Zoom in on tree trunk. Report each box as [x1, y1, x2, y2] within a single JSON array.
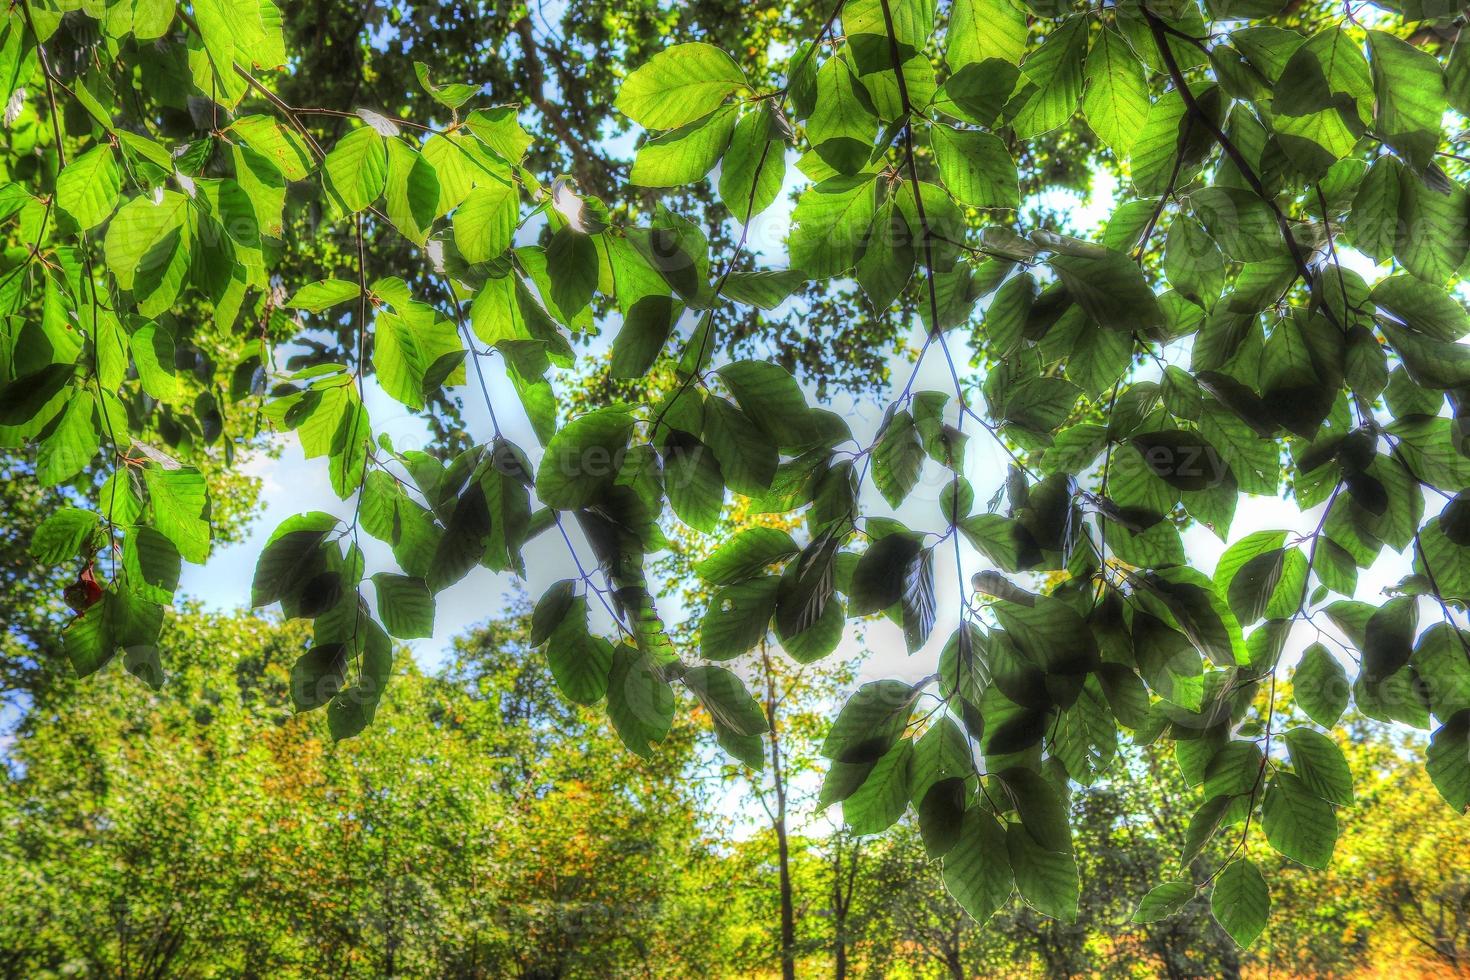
[[944, 946, 965, 980], [763, 647, 797, 980], [831, 834, 861, 980]]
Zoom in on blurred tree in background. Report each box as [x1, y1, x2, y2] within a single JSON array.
[[4, 605, 1468, 977]]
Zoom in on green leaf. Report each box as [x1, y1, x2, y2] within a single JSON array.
[[414, 61, 479, 109], [383, 140, 439, 244], [615, 42, 748, 130], [807, 55, 879, 175], [323, 126, 388, 214], [993, 596, 1099, 675], [947, 0, 1028, 69], [843, 738, 913, 835], [1129, 88, 1189, 196], [716, 360, 823, 450], [1366, 30, 1445, 172], [685, 664, 769, 739], [1414, 624, 1470, 722], [1000, 766, 1073, 852], [465, 106, 533, 164], [1273, 27, 1371, 120], [287, 279, 361, 313], [231, 143, 287, 238], [454, 179, 518, 265], [630, 104, 738, 186], [1211, 858, 1270, 947], [778, 592, 845, 664], [855, 203, 914, 312], [1262, 772, 1338, 869], [1347, 154, 1401, 262], [545, 595, 614, 705], [1199, 403, 1278, 495], [373, 309, 464, 410], [251, 512, 338, 607], [911, 717, 973, 855], [229, 114, 315, 180], [0, 362, 71, 429], [1363, 595, 1417, 683], [534, 408, 635, 510], [291, 644, 347, 712], [959, 513, 1040, 573], [1134, 613, 1204, 710], [1203, 739, 1264, 799], [1006, 821, 1080, 921], [1292, 643, 1350, 728], [942, 807, 1015, 925], [1427, 711, 1470, 812], [63, 587, 164, 683], [30, 508, 100, 564], [609, 294, 679, 379], [873, 409, 926, 508], [722, 269, 807, 309], [1133, 881, 1197, 923], [701, 577, 780, 660], [1052, 676, 1117, 785], [545, 226, 599, 319], [1189, 186, 1282, 261], [1213, 529, 1286, 593], [703, 398, 779, 496], [1048, 243, 1164, 334], [606, 644, 675, 758], [850, 533, 923, 616], [1179, 795, 1232, 868], [370, 572, 434, 639], [1129, 430, 1231, 492], [103, 190, 190, 301], [326, 621, 395, 740], [143, 466, 210, 563], [122, 527, 181, 604], [931, 123, 1019, 209], [1283, 728, 1354, 805], [821, 679, 917, 763], [37, 394, 99, 486], [790, 175, 879, 278], [695, 527, 799, 585], [1370, 275, 1470, 343], [194, 0, 286, 79], [719, 103, 788, 221], [1225, 549, 1286, 624], [1011, 15, 1088, 138], [55, 145, 121, 231], [1165, 215, 1225, 310], [1083, 26, 1149, 157], [664, 433, 725, 531], [1381, 317, 1470, 391], [61, 601, 112, 679], [530, 579, 577, 647], [1449, 32, 1470, 116], [1394, 168, 1469, 286]]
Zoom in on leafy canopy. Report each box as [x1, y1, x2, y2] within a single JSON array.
[[3, 0, 1470, 948]]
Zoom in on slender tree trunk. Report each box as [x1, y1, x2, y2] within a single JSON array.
[[832, 866, 848, 980], [762, 647, 797, 980], [831, 834, 861, 980], [944, 945, 965, 980]]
